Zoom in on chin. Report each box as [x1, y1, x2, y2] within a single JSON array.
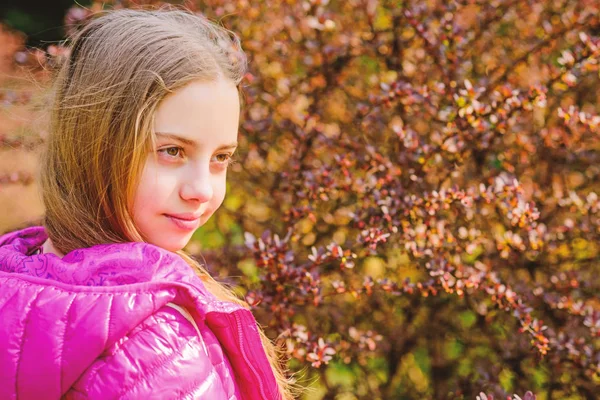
[[152, 235, 193, 253]]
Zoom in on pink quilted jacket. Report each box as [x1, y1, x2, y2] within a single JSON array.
[[0, 226, 281, 399]]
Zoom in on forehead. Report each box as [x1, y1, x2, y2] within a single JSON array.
[[153, 78, 240, 146]]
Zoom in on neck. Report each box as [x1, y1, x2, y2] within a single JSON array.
[[42, 238, 65, 258]]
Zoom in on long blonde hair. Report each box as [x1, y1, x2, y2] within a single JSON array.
[[40, 6, 293, 398]]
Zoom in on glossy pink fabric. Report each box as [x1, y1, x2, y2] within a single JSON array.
[[0, 226, 280, 399]]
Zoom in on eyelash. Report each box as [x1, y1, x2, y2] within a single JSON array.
[[157, 146, 237, 166]]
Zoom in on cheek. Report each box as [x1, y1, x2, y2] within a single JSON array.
[[204, 176, 228, 217], [131, 162, 175, 222]]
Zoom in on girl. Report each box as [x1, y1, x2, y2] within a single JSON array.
[[0, 7, 292, 400]]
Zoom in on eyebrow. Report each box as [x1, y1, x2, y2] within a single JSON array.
[[155, 132, 238, 150]]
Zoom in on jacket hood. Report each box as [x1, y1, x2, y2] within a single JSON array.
[[0, 226, 279, 399]]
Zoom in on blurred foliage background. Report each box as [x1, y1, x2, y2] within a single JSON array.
[[1, 1, 599, 399], [0, 0, 81, 46]]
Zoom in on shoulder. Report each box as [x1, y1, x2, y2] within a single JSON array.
[[0, 274, 240, 399], [66, 304, 241, 399]]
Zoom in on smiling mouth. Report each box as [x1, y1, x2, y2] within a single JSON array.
[[164, 214, 202, 230]]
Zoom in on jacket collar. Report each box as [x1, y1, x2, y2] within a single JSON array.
[[0, 226, 207, 288]]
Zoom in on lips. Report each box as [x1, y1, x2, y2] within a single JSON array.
[[164, 213, 202, 231], [166, 212, 202, 221]]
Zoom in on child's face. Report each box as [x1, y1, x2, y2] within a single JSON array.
[[131, 78, 240, 252]]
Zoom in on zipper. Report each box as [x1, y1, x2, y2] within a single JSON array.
[[233, 310, 268, 399]]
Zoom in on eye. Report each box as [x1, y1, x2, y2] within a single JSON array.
[[214, 153, 234, 165], [214, 153, 231, 163], [158, 146, 183, 158]]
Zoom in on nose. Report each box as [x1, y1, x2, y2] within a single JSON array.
[[179, 163, 213, 203]]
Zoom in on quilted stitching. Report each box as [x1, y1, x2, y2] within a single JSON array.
[[100, 313, 162, 358], [105, 294, 115, 350], [117, 332, 191, 399], [14, 287, 44, 397], [59, 293, 77, 394], [177, 369, 219, 400]]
